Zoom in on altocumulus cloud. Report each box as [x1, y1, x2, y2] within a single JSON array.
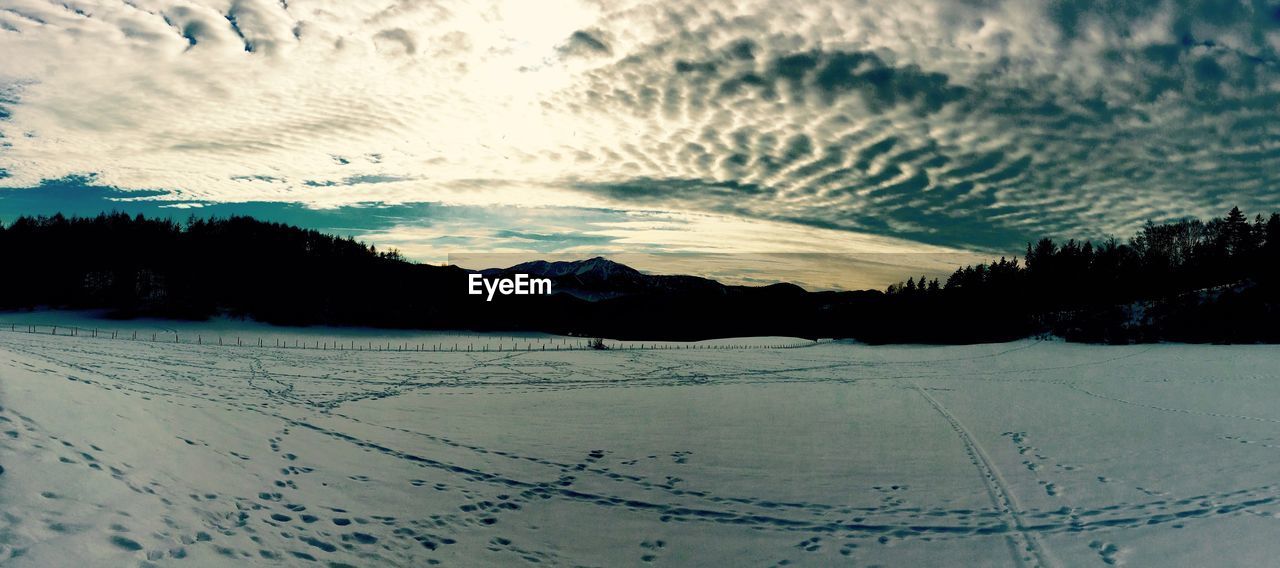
[[1, 0, 1280, 263]]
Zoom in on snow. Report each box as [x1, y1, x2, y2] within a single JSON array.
[[0, 310, 815, 351], [0, 313, 1279, 566]]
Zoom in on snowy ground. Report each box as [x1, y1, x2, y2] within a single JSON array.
[[0, 311, 814, 351], [0, 316, 1279, 566]]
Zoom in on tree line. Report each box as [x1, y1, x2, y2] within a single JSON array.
[[875, 207, 1280, 343], [1, 209, 1278, 343], [0, 212, 462, 326], [0, 212, 827, 339]]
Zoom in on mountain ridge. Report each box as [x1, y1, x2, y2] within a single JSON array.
[[476, 256, 738, 301]]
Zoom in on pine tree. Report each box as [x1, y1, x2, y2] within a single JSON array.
[[1223, 206, 1251, 256]]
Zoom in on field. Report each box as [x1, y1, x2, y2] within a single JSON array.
[[1, 315, 1279, 566]]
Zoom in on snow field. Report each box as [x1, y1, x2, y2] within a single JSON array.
[[0, 316, 1277, 566]]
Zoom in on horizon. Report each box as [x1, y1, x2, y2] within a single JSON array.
[[1, 186, 1273, 292], [0, 206, 990, 291]]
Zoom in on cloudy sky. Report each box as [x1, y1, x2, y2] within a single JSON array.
[[2, 0, 1279, 289]]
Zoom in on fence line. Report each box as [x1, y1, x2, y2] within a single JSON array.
[[0, 321, 830, 353]]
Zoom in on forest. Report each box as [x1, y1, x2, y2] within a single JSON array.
[[871, 207, 1280, 343], [0, 208, 1277, 343]]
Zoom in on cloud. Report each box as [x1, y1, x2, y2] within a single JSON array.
[[373, 28, 416, 56], [559, 29, 611, 57], [0, 0, 1279, 270]]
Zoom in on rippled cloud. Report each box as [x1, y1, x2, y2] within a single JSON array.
[[2, 0, 1280, 282]]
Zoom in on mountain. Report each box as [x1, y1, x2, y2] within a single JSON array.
[[467, 257, 860, 340], [500, 257, 641, 279], [479, 257, 726, 300]]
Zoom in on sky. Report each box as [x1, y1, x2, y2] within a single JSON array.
[[2, 0, 1279, 289]]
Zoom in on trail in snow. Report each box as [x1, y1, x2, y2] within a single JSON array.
[[0, 317, 1278, 565]]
